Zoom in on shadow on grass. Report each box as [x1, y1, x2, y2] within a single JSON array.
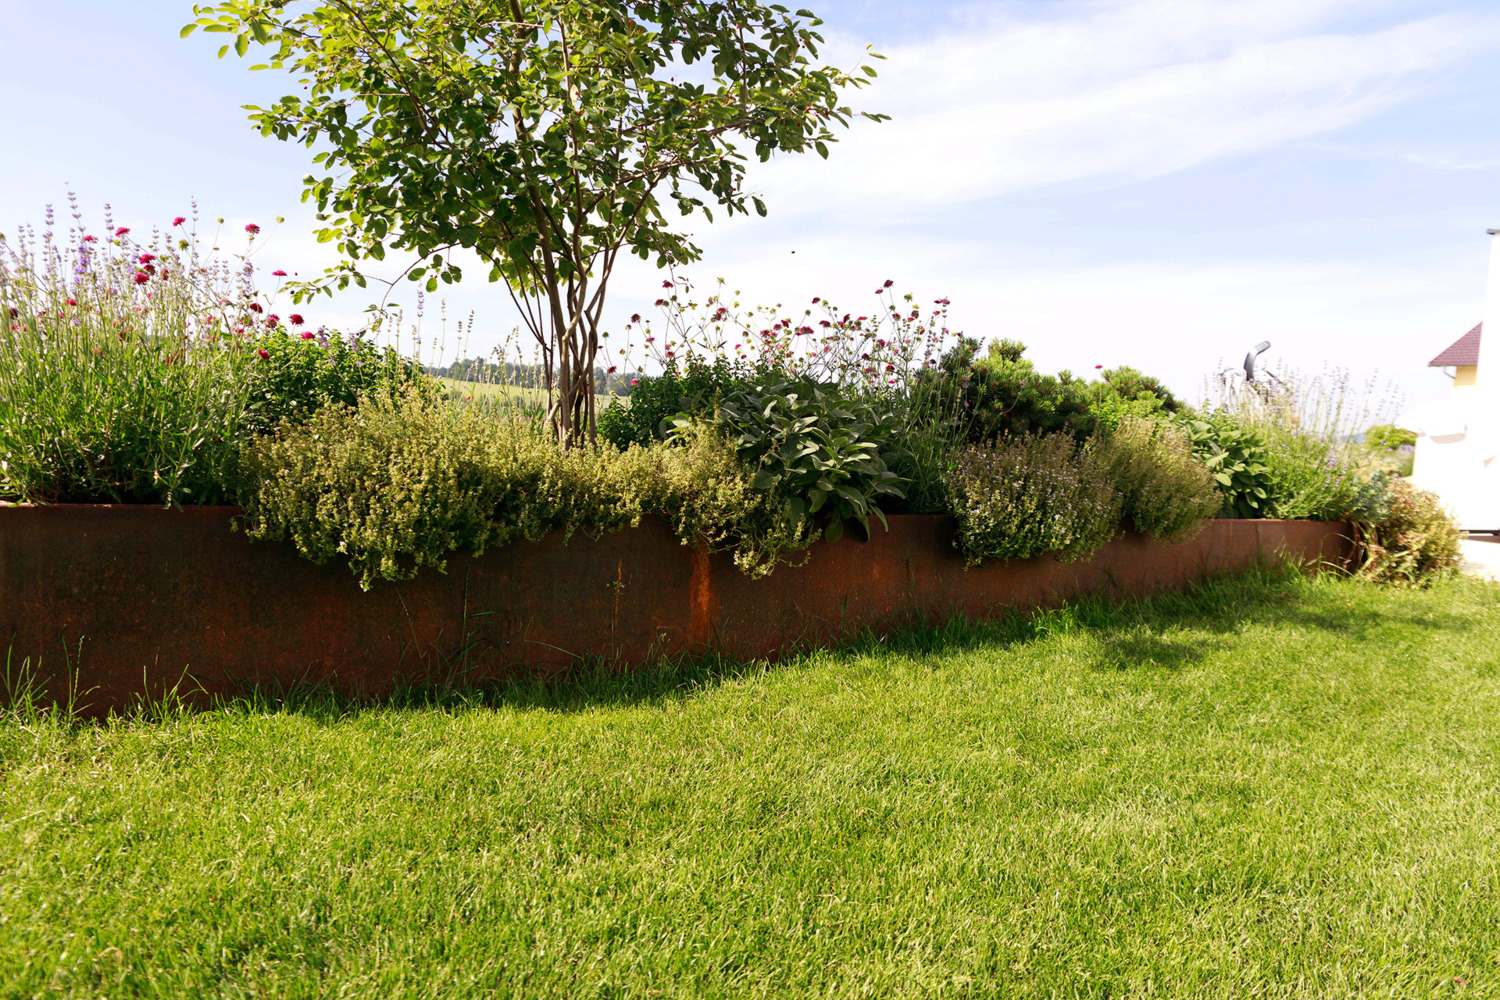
[[12, 567, 1486, 726]]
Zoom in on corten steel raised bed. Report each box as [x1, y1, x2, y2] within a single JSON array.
[[0, 505, 1350, 714]]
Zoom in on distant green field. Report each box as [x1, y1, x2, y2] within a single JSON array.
[[435, 376, 624, 409]]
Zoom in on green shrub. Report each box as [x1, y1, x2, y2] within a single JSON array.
[[1095, 417, 1219, 543], [936, 338, 1097, 442], [1087, 367, 1183, 433], [242, 327, 433, 434], [698, 381, 907, 541], [238, 388, 646, 589], [646, 421, 816, 578], [930, 339, 1184, 445], [1354, 478, 1463, 587], [598, 357, 767, 449], [1364, 424, 1417, 451], [943, 434, 1121, 567], [239, 390, 822, 587], [1180, 414, 1275, 518]]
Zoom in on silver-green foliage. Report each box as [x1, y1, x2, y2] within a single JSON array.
[[239, 388, 646, 588], [696, 383, 907, 542]]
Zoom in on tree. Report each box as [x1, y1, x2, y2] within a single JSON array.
[[185, 0, 884, 443]]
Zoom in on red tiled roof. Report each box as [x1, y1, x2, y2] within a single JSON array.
[[1429, 323, 1481, 366]]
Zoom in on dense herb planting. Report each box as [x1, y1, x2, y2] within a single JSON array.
[[1354, 478, 1464, 586], [646, 421, 817, 577], [1095, 417, 1220, 543], [239, 388, 646, 588], [943, 434, 1121, 566], [239, 389, 824, 587], [0, 204, 260, 504]]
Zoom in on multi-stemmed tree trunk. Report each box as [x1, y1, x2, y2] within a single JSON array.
[[187, 0, 884, 444]]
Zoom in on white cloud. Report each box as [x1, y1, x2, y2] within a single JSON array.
[[605, 226, 1482, 408], [757, 0, 1496, 212]]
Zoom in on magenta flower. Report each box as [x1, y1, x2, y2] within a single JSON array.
[[289, 314, 304, 326], [266, 314, 279, 326], [256, 349, 269, 360], [132, 272, 149, 284], [300, 331, 315, 340], [114, 227, 130, 237], [172, 216, 187, 227], [81, 235, 96, 243], [138, 254, 155, 264], [273, 270, 287, 277]]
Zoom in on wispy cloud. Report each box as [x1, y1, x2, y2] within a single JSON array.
[[759, 0, 1497, 211]]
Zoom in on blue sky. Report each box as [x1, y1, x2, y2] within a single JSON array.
[[4, 0, 1499, 407]]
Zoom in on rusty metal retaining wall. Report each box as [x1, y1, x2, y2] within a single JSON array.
[[0, 506, 1350, 713]]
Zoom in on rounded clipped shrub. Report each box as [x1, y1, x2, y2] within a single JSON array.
[[943, 433, 1121, 567], [1095, 416, 1220, 544]]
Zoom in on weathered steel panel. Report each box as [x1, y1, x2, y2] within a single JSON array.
[[0, 506, 1350, 714]]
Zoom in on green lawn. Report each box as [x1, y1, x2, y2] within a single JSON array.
[[3, 572, 1499, 998]]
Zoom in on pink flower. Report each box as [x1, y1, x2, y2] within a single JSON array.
[[266, 314, 279, 326], [132, 272, 149, 285], [630, 378, 640, 387], [1094, 364, 1103, 369], [289, 313, 304, 326], [114, 227, 130, 237], [138, 254, 155, 264], [256, 349, 269, 360], [245, 224, 260, 235], [172, 216, 186, 227], [65, 298, 76, 306], [273, 270, 287, 277], [81, 235, 96, 243], [300, 331, 315, 340]]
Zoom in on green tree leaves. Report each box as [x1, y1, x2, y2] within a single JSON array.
[[185, 0, 884, 443]]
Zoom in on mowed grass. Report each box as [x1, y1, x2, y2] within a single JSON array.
[[3, 572, 1499, 998]]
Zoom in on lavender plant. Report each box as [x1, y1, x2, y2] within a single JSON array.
[[0, 196, 364, 505], [1209, 365, 1403, 521], [0, 199, 265, 504]]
